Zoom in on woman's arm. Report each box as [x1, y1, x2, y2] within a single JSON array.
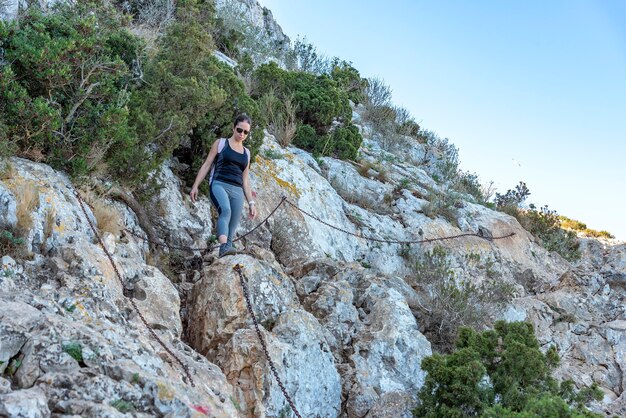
[[190, 139, 219, 202], [242, 153, 257, 219]]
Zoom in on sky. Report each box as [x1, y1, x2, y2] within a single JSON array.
[[258, 0, 626, 241]]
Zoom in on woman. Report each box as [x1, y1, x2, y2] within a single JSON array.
[[190, 114, 257, 257]]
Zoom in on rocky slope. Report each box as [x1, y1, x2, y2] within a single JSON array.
[[1, 1, 625, 415], [1, 103, 625, 417]]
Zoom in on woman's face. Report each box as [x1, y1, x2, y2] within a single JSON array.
[[233, 122, 251, 142]]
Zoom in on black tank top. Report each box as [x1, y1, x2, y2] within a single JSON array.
[[213, 140, 249, 187]]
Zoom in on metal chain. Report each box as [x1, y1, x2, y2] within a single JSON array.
[[124, 196, 287, 252], [233, 264, 302, 418], [126, 195, 514, 252], [74, 191, 196, 387], [283, 198, 516, 244]]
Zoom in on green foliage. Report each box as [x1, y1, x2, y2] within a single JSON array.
[[454, 171, 489, 204], [495, 183, 581, 261], [252, 62, 352, 135], [0, 229, 26, 258], [414, 321, 603, 418], [292, 123, 362, 160], [292, 124, 318, 150], [62, 341, 84, 363], [495, 182, 531, 209], [521, 205, 580, 261], [330, 124, 362, 160], [559, 216, 615, 239], [111, 399, 135, 413], [0, 3, 143, 180], [422, 186, 461, 226], [330, 59, 367, 104], [284, 36, 331, 74]]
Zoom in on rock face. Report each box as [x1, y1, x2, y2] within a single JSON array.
[[214, 0, 291, 64], [0, 159, 238, 417], [0, 0, 64, 21]]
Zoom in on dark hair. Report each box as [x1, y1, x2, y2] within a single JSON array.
[[233, 113, 252, 127]]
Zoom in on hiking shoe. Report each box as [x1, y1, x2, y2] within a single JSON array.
[[218, 242, 236, 258]]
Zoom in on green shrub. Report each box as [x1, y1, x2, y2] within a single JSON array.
[[414, 321, 603, 417], [330, 59, 367, 104], [422, 186, 461, 226], [111, 399, 135, 413], [284, 36, 331, 74], [331, 124, 362, 160], [292, 124, 318, 150], [62, 341, 83, 363], [495, 182, 531, 209], [292, 123, 362, 160], [252, 62, 352, 134], [559, 216, 615, 239], [130, 0, 264, 190], [521, 205, 580, 261], [0, 3, 143, 180], [0, 229, 26, 259]]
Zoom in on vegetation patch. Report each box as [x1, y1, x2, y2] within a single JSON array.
[[409, 246, 515, 351], [414, 321, 603, 417]]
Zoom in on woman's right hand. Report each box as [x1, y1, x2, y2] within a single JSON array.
[[190, 186, 199, 202]]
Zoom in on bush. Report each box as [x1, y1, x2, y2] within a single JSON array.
[[292, 124, 318, 150], [409, 246, 515, 351], [495, 182, 531, 209], [292, 123, 362, 160], [284, 36, 331, 74], [559, 216, 615, 239], [0, 229, 26, 258], [252, 62, 352, 135], [330, 59, 367, 104], [0, 3, 143, 180], [414, 321, 603, 417], [521, 205, 580, 261], [422, 186, 461, 226]]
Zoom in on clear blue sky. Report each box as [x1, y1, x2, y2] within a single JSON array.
[[259, 0, 626, 241]]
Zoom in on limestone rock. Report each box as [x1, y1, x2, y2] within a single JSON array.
[[187, 254, 299, 358], [217, 309, 341, 418], [0, 386, 50, 418], [347, 285, 431, 417]]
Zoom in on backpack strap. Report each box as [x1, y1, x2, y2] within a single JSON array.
[[208, 138, 228, 184], [217, 137, 227, 153]]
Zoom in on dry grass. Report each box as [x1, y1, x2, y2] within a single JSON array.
[[357, 161, 375, 178], [0, 161, 17, 180], [272, 96, 298, 147], [81, 190, 123, 237], [10, 181, 41, 234], [258, 91, 298, 147], [43, 207, 56, 243]]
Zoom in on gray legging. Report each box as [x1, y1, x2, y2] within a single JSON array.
[[209, 180, 244, 242]]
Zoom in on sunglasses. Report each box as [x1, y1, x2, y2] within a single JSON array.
[[235, 127, 249, 135]]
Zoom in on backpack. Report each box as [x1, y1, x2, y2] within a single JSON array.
[[208, 138, 250, 184]]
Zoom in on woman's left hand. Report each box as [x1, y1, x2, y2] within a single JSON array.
[[249, 204, 257, 219]]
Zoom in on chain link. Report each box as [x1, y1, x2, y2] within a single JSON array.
[[284, 198, 516, 244], [233, 264, 302, 418], [74, 191, 196, 387], [124, 196, 287, 253]]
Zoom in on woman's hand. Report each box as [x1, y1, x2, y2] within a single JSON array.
[[249, 203, 257, 219], [190, 186, 199, 202]]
